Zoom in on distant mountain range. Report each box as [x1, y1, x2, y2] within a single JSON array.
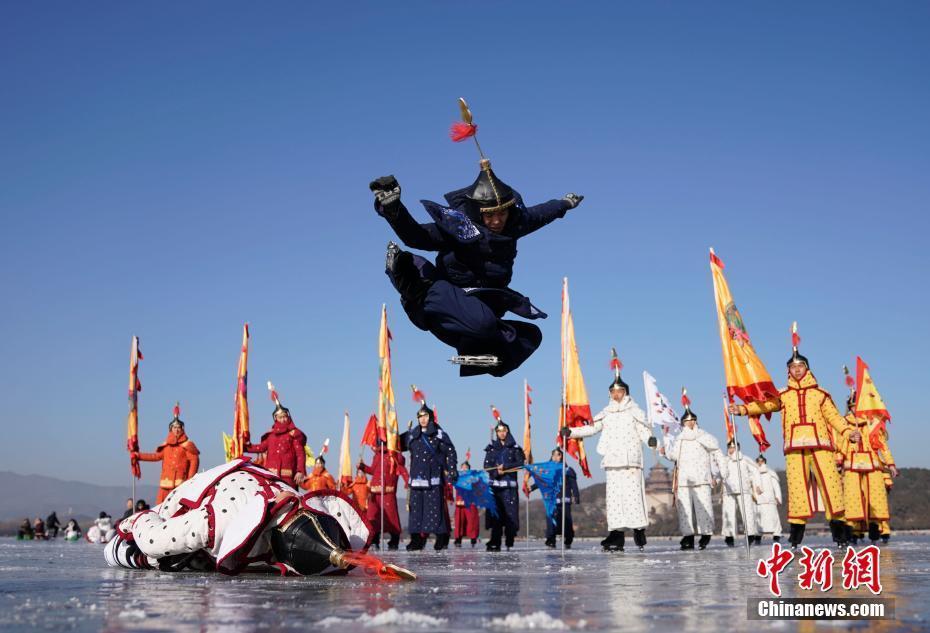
[[0, 471, 158, 524]]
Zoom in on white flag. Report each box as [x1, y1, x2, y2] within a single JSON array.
[[643, 371, 681, 452]]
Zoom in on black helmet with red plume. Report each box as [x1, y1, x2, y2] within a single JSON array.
[[168, 401, 184, 430], [608, 347, 629, 393]]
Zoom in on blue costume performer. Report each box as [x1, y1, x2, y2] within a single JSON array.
[[483, 416, 526, 550], [399, 389, 458, 551], [370, 99, 583, 377], [530, 447, 581, 549]]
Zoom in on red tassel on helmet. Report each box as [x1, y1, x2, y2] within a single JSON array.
[[411, 385, 426, 405], [267, 381, 280, 405], [681, 388, 691, 408], [490, 405, 502, 422], [450, 122, 478, 142], [791, 322, 801, 349], [173, 401, 181, 419]]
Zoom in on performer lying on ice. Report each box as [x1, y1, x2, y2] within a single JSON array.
[[105, 458, 414, 579], [369, 99, 583, 377]]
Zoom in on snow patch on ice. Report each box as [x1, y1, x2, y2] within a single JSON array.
[[558, 566, 581, 573], [317, 608, 448, 628], [642, 559, 672, 565], [118, 608, 147, 620], [487, 611, 585, 630]]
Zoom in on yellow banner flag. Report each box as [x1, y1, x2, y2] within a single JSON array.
[[126, 336, 142, 479], [377, 304, 400, 451], [855, 356, 890, 422], [559, 278, 591, 477], [222, 432, 234, 462], [230, 323, 250, 460], [338, 411, 353, 488], [709, 249, 778, 404]]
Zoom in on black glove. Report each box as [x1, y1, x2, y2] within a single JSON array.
[[562, 193, 584, 209], [648, 436, 658, 448], [560, 427, 572, 438], [370, 175, 401, 215]]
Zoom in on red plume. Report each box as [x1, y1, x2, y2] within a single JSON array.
[[465, 448, 471, 462], [450, 122, 478, 142], [845, 374, 855, 389], [267, 381, 279, 405], [173, 401, 180, 418], [681, 388, 691, 408], [341, 550, 405, 581], [791, 322, 801, 348], [410, 385, 426, 404], [490, 405, 502, 422]]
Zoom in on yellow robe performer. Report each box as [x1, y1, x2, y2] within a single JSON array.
[[839, 407, 895, 541], [733, 326, 856, 548]]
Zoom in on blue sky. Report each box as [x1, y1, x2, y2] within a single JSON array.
[[1, 2, 928, 487]]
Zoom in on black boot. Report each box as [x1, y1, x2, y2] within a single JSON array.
[[844, 524, 854, 545], [881, 534, 890, 545], [830, 520, 848, 549], [434, 533, 449, 551], [505, 534, 515, 550], [602, 530, 624, 551], [773, 535, 781, 543], [725, 536, 735, 548], [545, 537, 556, 548], [789, 523, 806, 549], [680, 535, 695, 550], [868, 522, 881, 543], [387, 533, 400, 550], [405, 534, 425, 551], [453, 537, 462, 547], [698, 534, 712, 550], [633, 529, 647, 550], [753, 535, 763, 545], [471, 538, 478, 547], [385, 242, 431, 306]]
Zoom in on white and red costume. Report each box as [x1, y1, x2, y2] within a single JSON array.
[[105, 458, 370, 576]]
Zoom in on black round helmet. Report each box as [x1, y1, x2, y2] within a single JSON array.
[[270, 512, 348, 576], [609, 377, 630, 393]]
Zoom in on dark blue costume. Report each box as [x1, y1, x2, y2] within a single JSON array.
[[399, 421, 458, 541], [483, 429, 526, 549], [376, 176, 572, 377], [531, 463, 580, 547]]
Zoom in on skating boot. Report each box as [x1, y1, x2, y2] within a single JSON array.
[[680, 535, 695, 550], [698, 534, 711, 550], [724, 536, 735, 548], [632, 529, 647, 551]]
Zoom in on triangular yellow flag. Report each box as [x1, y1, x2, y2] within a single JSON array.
[[854, 356, 890, 422], [338, 412, 353, 488]]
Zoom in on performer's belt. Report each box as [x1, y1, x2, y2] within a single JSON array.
[[371, 486, 395, 493], [275, 468, 294, 477], [410, 477, 441, 488], [490, 480, 517, 488], [159, 478, 182, 488]]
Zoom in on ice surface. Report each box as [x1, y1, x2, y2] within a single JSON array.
[[0, 535, 927, 632]]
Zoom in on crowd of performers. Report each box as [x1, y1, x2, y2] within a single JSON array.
[[108, 340, 897, 579]]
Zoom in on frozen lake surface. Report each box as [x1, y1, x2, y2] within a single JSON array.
[[1, 535, 928, 632]]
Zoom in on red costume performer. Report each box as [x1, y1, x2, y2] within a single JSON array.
[[453, 461, 480, 546], [300, 457, 337, 493], [359, 440, 409, 550], [349, 468, 371, 513], [135, 403, 200, 505], [244, 383, 307, 488]]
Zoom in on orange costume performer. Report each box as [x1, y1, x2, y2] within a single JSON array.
[[348, 468, 371, 513], [135, 403, 200, 504], [300, 457, 337, 493], [733, 328, 854, 548]]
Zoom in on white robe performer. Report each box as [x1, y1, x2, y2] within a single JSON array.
[[105, 459, 374, 576], [668, 426, 726, 542], [721, 451, 762, 541], [570, 395, 653, 531], [755, 461, 783, 538]]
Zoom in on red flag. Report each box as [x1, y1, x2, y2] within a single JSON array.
[[748, 415, 771, 452], [361, 413, 380, 448], [722, 397, 735, 445]]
